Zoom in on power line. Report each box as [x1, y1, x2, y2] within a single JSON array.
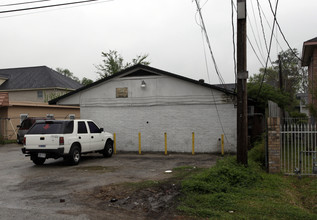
[[194, 0, 230, 145], [0, 0, 52, 7], [250, 0, 265, 60], [256, 0, 269, 57], [231, 1, 266, 72], [247, 1, 266, 65], [257, 0, 279, 99], [230, 0, 237, 82], [0, 0, 100, 14], [255, 0, 274, 66], [247, 36, 265, 68], [257, 0, 283, 51], [0, 0, 113, 18], [194, 0, 225, 86], [267, 0, 302, 62]]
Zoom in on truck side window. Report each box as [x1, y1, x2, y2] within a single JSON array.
[[64, 121, 74, 134], [78, 121, 88, 134], [88, 121, 101, 133]]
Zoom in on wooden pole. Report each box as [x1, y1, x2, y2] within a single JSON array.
[[237, 0, 248, 165]]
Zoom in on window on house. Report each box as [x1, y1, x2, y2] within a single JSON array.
[[46, 114, 54, 119], [20, 114, 28, 124], [37, 90, 43, 98]]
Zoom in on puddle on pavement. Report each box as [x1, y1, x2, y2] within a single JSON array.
[[75, 166, 116, 173]]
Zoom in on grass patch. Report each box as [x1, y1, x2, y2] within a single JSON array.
[[178, 156, 317, 219], [0, 137, 17, 145]]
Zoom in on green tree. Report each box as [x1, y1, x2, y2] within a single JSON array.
[[56, 68, 94, 86], [81, 77, 93, 86], [95, 50, 150, 78], [248, 48, 307, 112], [56, 67, 80, 83]]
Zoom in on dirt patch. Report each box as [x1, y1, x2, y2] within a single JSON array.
[[72, 167, 202, 219]]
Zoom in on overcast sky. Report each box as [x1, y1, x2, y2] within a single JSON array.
[[0, 0, 316, 84]]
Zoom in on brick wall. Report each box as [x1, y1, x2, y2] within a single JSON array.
[[308, 48, 317, 108], [267, 117, 280, 173]]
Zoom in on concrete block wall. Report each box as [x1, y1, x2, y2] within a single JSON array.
[[267, 117, 280, 173], [82, 104, 237, 153]]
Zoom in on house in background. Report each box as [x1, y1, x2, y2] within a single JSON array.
[[0, 66, 82, 140], [50, 64, 237, 153], [296, 93, 309, 115], [302, 37, 317, 117]]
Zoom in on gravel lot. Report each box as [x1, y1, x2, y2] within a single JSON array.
[[0, 144, 218, 219]]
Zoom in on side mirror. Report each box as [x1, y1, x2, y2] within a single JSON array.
[[100, 128, 104, 132], [17, 125, 21, 128]]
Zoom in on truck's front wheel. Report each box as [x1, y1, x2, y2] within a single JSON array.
[[103, 140, 113, 158], [68, 145, 81, 165], [31, 154, 46, 165]]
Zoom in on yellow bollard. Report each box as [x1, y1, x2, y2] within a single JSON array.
[[139, 132, 141, 155], [164, 132, 167, 155], [113, 133, 116, 155], [221, 134, 224, 156], [192, 132, 195, 155]]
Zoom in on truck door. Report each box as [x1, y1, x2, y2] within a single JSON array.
[[77, 121, 90, 152], [87, 121, 104, 151]]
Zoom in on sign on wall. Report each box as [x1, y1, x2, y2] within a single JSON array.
[[116, 88, 128, 98]]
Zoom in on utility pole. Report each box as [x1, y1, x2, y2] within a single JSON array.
[[237, 0, 248, 165]]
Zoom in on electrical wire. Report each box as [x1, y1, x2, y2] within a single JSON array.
[[231, 1, 267, 75], [250, 0, 265, 59], [247, 36, 265, 68], [230, 0, 237, 83], [256, 0, 270, 58], [0, 0, 100, 14], [0, 0, 52, 7], [194, 0, 231, 145], [267, 0, 303, 62], [0, 0, 113, 18], [247, 3, 266, 65], [194, 0, 225, 86], [256, 0, 279, 99], [257, 0, 283, 51]]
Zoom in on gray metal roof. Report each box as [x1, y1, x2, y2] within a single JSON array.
[[49, 64, 236, 105], [0, 66, 82, 90], [213, 83, 236, 93]]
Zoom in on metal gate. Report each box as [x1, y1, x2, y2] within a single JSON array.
[[280, 120, 317, 175]]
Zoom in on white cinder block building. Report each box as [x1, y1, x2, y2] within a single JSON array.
[[50, 65, 237, 153]]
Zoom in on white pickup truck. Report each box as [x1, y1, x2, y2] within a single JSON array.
[[21, 119, 113, 165]]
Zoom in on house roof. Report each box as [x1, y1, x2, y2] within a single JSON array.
[[302, 37, 317, 66], [213, 83, 236, 93], [49, 64, 236, 105], [0, 66, 82, 91]]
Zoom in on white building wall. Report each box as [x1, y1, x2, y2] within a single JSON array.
[[57, 71, 237, 153], [82, 103, 236, 153]]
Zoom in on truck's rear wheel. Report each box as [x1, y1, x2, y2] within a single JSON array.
[[103, 140, 113, 158], [68, 145, 81, 165], [31, 154, 46, 165]]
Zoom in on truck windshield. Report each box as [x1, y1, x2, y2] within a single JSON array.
[[27, 121, 73, 134]]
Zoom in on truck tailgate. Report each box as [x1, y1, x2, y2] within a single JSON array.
[[25, 135, 61, 149]]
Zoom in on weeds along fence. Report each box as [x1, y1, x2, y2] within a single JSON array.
[[280, 118, 317, 175]]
